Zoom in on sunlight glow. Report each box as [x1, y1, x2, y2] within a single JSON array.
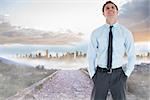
[[1, 0, 131, 34]]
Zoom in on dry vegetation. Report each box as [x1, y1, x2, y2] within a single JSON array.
[[0, 61, 57, 100]]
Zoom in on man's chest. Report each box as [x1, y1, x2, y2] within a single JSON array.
[[96, 30, 125, 50]]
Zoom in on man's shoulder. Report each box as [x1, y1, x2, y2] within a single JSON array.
[[117, 24, 131, 33], [92, 25, 106, 33], [117, 24, 133, 38]]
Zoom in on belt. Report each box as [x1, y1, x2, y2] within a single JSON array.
[[97, 66, 122, 74]]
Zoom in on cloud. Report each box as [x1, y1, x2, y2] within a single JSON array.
[[118, 0, 149, 33], [0, 15, 7, 23], [119, 0, 149, 19], [0, 14, 10, 24]]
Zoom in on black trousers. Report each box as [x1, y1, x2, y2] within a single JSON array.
[[91, 67, 127, 100]]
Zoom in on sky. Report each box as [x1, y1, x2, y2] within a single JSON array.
[[0, 0, 135, 34]]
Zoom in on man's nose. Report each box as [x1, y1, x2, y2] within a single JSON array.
[[108, 9, 113, 12]]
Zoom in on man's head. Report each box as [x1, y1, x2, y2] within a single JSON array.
[[102, 1, 118, 18]]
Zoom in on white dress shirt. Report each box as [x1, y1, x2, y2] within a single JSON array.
[[87, 23, 136, 78]]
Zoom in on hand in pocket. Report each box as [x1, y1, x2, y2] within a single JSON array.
[[92, 72, 97, 84], [121, 69, 127, 81]]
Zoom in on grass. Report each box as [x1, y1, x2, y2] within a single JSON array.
[[35, 83, 43, 91], [0, 61, 57, 100]]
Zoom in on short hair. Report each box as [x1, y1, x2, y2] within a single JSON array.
[[102, 1, 118, 12]]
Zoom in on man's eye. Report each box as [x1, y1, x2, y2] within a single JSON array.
[[106, 7, 110, 10], [112, 6, 114, 9]]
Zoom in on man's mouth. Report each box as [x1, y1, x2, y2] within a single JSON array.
[[108, 11, 114, 14]]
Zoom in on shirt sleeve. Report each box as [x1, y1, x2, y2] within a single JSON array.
[[124, 30, 136, 77], [87, 31, 98, 78]]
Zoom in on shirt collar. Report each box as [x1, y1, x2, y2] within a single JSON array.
[[104, 23, 119, 28]]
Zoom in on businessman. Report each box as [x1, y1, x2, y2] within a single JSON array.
[[87, 1, 136, 100]]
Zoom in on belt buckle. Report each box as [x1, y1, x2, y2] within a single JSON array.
[[107, 68, 112, 74]]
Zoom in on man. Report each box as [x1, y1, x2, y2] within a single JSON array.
[[87, 1, 136, 100]]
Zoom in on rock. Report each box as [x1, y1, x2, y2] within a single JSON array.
[[35, 65, 44, 70], [0, 73, 3, 77]]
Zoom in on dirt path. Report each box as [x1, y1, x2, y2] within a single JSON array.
[[8, 69, 146, 100], [30, 70, 93, 100]]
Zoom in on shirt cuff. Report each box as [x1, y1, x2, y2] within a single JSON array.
[[88, 70, 95, 79], [125, 69, 132, 77]]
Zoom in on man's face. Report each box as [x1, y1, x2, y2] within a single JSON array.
[[103, 3, 118, 18]]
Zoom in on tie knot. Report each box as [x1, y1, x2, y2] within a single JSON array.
[[110, 26, 113, 29]]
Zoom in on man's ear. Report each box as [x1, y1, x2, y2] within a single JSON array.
[[103, 12, 105, 16], [116, 11, 119, 15]]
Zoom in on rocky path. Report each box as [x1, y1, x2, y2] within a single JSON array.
[[30, 70, 93, 100], [8, 69, 149, 100]]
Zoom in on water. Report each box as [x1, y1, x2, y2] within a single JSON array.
[[6, 57, 88, 70]]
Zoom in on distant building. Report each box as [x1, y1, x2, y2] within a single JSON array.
[[45, 49, 48, 58]]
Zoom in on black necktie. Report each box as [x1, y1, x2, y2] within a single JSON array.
[[107, 26, 113, 70]]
